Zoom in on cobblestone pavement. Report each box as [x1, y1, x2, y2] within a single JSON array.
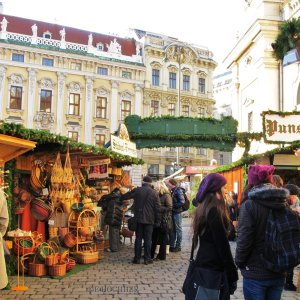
[[1, 218, 299, 300]]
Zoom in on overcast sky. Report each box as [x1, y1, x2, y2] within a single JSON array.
[[1, 0, 244, 72]]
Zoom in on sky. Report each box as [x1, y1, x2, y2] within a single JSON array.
[[1, 0, 244, 72]]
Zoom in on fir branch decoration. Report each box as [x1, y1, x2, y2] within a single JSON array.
[[272, 18, 300, 60]]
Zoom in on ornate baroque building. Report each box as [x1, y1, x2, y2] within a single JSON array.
[[0, 11, 217, 180], [0, 13, 145, 147], [133, 30, 217, 178]]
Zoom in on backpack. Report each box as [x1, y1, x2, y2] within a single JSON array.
[[261, 207, 300, 272], [181, 188, 190, 212]]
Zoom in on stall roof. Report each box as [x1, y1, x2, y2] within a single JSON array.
[[0, 134, 36, 166]]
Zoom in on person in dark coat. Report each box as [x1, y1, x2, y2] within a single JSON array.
[[166, 178, 185, 252], [97, 188, 124, 252], [190, 173, 238, 300], [120, 175, 161, 265], [151, 180, 172, 261], [236, 165, 288, 300]]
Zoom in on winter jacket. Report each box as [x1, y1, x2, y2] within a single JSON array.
[[159, 192, 172, 219], [235, 183, 288, 280], [120, 182, 161, 225], [171, 186, 185, 214], [97, 190, 123, 227], [195, 207, 238, 292]]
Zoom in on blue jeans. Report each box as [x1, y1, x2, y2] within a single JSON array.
[[243, 277, 285, 300], [170, 213, 182, 248]]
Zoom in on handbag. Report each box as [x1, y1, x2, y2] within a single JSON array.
[[127, 216, 137, 231], [160, 213, 172, 232], [182, 238, 223, 300]]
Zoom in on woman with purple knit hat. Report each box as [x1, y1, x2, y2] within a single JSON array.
[[183, 173, 238, 299], [236, 164, 288, 300]]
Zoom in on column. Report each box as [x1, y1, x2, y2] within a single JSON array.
[[134, 84, 142, 116], [110, 80, 119, 133], [0, 65, 7, 120], [84, 76, 94, 144], [56, 72, 66, 134], [27, 68, 37, 128]]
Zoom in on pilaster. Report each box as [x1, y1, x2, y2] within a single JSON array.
[[0, 64, 7, 120], [84, 75, 95, 144], [56, 72, 66, 134], [110, 80, 120, 133], [27, 68, 38, 128]]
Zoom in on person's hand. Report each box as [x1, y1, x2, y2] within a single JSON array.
[[229, 281, 237, 295]]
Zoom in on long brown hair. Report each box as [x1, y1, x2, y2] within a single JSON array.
[[192, 190, 230, 249]]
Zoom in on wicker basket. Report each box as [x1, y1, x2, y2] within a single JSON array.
[[13, 236, 35, 255], [76, 246, 98, 264], [63, 231, 77, 248], [48, 262, 67, 277], [49, 227, 58, 238], [28, 254, 46, 276], [45, 253, 59, 266]]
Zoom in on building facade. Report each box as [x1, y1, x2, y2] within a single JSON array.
[[0, 12, 217, 181], [133, 30, 217, 178], [223, 0, 283, 161], [0, 13, 145, 148]]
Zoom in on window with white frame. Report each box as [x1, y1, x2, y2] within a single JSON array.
[[42, 58, 54, 67], [95, 134, 105, 147], [121, 100, 131, 120], [169, 72, 176, 89], [165, 165, 174, 176], [168, 147, 176, 152], [96, 43, 104, 51], [150, 100, 159, 116], [96, 97, 107, 119], [197, 148, 207, 155], [9, 86, 22, 110], [182, 105, 189, 116], [71, 62, 82, 71], [148, 164, 159, 175], [69, 93, 80, 115], [122, 71, 132, 79], [97, 67, 108, 75], [183, 75, 190, 91], [198, 107, 205, 117], [12, 53, 24, 62], [168, 103, 175, 116], [152, 69, 160, 86], [40, 89, 52, 113], [43, 31, 52, 39], [198, 78, 205, 93], [182, 147, 189, 153], [68, 131, 78, 142]]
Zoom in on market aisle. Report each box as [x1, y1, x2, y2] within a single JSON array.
[[1, 218, 299, 300]]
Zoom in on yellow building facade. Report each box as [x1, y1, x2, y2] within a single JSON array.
[[0, 14, 217, 180]]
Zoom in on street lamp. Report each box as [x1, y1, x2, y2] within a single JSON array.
[[163, 42, 197, 167]]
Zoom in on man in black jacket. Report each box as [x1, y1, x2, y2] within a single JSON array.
[[236, 165, 288, 300], [121, 176, 161, 265]]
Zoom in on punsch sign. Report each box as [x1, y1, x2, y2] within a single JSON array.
[[263, 112, 300, 143]]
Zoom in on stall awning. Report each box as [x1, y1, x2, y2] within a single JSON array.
[[185, 165, 216, 175], [0, 134, 36, 166], [273, 154, 300, 169]]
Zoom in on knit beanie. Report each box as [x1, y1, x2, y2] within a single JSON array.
[[247, 164, 275, 186], [194, 173, 227, 205]]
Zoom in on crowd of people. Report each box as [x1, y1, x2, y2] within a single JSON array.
[[97, 165, 300, 300]]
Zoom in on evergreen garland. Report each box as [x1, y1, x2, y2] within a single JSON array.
[[272, 18, 300, 60], [0, 122, 144, 165]]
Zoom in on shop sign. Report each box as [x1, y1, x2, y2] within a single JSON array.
[[88, 158, 110, 179], [111, 135, 137, 158], [263, 112, 300, 143]]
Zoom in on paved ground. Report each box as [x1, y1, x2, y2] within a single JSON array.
[[1, 218, 299, 300]]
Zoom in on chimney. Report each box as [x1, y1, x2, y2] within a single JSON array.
[[0, 2, 3, 14]]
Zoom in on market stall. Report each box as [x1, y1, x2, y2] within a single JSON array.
[[0, 122, 142, 279]]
